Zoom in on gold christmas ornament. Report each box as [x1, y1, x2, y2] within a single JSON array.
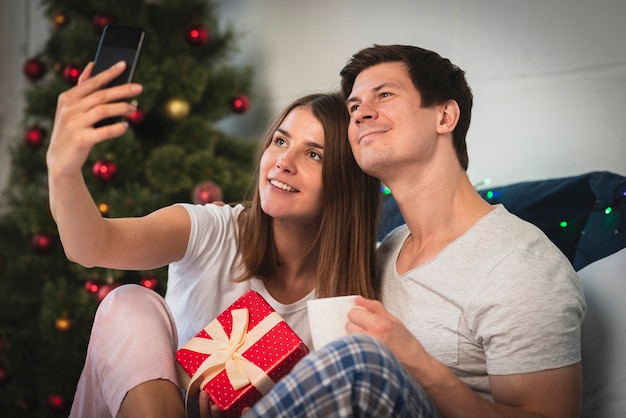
[[98, 202, 109, 215], [164, 97, 190, 121], [55, 317, 72, 332], [53, 11, 69, 27]]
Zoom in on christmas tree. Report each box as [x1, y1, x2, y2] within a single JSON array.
[[0, 0, 256, 415]]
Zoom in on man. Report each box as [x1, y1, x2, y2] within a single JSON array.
[[242, 45, 585, 418]]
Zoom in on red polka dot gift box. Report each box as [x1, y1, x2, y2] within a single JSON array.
[[176, 290, 309, 417]]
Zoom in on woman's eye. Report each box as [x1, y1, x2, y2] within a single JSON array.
[[308, 151, 322, 161], [274, 137, 287, 146]]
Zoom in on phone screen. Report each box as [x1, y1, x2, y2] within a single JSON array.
[[92, 25, 146, 126]]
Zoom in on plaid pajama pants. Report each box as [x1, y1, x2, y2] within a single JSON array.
[[245, 334, 440, 417]]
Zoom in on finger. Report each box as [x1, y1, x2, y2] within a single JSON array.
[[199, 390, 213, 418], [84, 84, 143, 123], [241, 407, 252, 415], [347, 297, 396, 334], [210, 404, 223, 417], [70, 61, 129, 101], [78, 62, 94, 84], [89, 100, 138, 129], [92, 119, 131, 140], [354, 296, 386, 314], [345, 319, 366, 334], [346, 304, 375, 333], [57, 84, 140, 135]]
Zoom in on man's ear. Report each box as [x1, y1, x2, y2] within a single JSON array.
[[436, 99, 460, 134]]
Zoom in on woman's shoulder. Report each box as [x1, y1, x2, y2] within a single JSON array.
[[176, 202, 245, 222]]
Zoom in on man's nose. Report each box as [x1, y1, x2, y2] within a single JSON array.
[[353, 102, 377, 123]]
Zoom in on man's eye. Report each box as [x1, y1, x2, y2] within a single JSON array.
[[349, 104, 359, 113]]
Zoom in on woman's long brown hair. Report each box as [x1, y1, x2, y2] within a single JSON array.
[[235, 93, 381, 299]]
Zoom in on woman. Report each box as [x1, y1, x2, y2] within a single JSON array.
[[46, 61, 381, 418]]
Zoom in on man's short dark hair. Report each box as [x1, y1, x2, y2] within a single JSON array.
[[340, 45, 473, 170]]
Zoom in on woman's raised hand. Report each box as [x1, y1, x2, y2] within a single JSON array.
[[46, 60, 143, 179]]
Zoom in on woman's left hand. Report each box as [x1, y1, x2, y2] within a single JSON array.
[[198, 391, 220, 418], [198, 390, 251, 417]]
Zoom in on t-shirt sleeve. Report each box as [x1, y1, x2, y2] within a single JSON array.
[[171, 203, 243, 282]]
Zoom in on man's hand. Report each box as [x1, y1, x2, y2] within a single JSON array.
[[346, 296, 438, 380]]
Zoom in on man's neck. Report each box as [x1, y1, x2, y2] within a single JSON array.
[[386, 162, 492, 273]]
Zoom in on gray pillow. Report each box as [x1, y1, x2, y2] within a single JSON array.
[[579, 247, 626, 418]]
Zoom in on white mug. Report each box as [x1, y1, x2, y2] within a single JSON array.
[[307, 295, 357, 350]]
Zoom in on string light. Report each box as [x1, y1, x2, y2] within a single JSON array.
[[479, 181, 625, 240], [473, 178, 492, 189], [98, 203, 109, 215]]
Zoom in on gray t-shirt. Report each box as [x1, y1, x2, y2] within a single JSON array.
[[379, 204, 586, 400]]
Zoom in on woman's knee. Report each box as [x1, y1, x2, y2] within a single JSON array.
[[97, 284, 166, 319], [94, 284, 176, 344]]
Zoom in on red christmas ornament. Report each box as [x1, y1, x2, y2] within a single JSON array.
[[16, 397, 31, 411], [231, 94, 250, 114], [186, 24, 209, 45], [23, 57, 46, 81], [92, 159, 117, 182], [192, 181, 223, 204], [31, 232, 54, 254], [126, 107, 145, 125], [92, 13, 114, 33], [47, 393, 68, 414], [0, 336, 9, 352], [63, 64, 81, 84], [24, 126, 47, 149], [0, 368, 11, 386], [140, 276, 159, 290], [84, 280, 100, 294], [97, 282, 122, 302]]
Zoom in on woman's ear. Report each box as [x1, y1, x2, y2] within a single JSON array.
[[436, 99, 460, 134]]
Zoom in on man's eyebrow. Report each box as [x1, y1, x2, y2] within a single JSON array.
[[346, 82, 399, 104]]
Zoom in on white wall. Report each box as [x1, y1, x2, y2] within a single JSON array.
[[0, 0, 48, 210], [1, 0, 625, 206], [216, 0, 626, 187]]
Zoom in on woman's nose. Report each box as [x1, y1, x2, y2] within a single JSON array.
[[276, 153, 294, 172]]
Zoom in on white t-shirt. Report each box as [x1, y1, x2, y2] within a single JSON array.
[[165, 203, 314, 349], [379, 204, 586, 400]]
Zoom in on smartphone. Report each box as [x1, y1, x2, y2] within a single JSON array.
[[91, 25, 146, 127]]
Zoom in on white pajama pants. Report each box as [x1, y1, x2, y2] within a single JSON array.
[[69, 284, 180, 418]]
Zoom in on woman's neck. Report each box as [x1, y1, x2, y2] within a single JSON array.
[[266, 220, 319, 304]]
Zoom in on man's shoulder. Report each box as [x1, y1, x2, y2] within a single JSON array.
[[378, 223, 410, 251]]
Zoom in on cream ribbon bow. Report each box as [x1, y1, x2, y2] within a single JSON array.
[[182, 308, 281, 404]]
